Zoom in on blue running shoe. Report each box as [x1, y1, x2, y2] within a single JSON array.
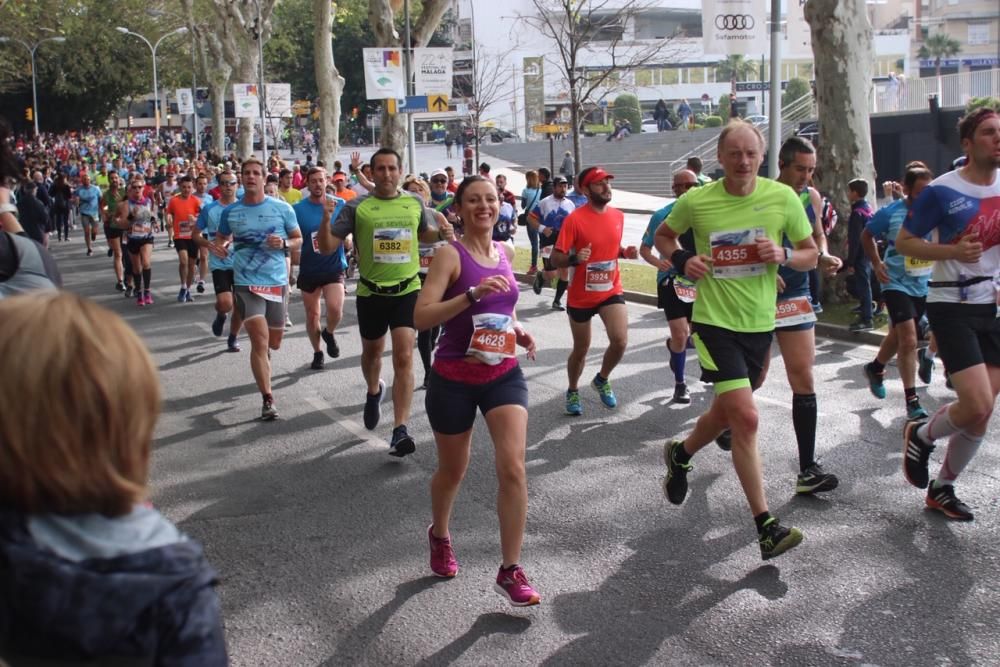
[[565, 389, 582, 416], [591, 374, 617, 408]]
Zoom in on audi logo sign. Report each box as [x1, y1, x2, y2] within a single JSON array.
[[715, 14, 755, 31]]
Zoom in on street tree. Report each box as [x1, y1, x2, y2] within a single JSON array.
[[182, 0, 232, 156], [454, 42, 520, 170], [715, 55, 758, 95], [805, 0, 875, 297], [368, 0, 450, 158], [0, 0, 188, 132], [207, 0, 278, 159], [518, 0, 679, 172], [314, 0, 346, 164], [918, 33, 962, 79]]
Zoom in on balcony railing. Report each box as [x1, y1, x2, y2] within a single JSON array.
[[872, 68, 1000, 114]]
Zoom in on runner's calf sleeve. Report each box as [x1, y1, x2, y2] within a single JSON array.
[[670, 349, 686, 383], [920, 403, 960, 442], [937, 430, 984, 486], [142, 268, 152, 290], [554, 279, 568, 302], [792, 393, 817, 471]]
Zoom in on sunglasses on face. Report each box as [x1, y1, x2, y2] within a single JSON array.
[[431, 178, 447, 184], [219, 180, 237, 186]]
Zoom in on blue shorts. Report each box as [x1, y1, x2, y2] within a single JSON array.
[[425, 364, 528, 435]]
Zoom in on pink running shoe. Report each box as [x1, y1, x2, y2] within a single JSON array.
[[494, 565, 541, 607], [428, 524, 458, 578], [136, 293, 145, 307], [143, 290, 154, 305]]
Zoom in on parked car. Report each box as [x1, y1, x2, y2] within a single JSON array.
[[744, 114, 768, 126], [641, 118, 659, 133]]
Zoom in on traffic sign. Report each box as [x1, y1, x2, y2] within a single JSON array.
[[429, 94, 449, 112], [559, 107, 571, 122], [735, 81, 789, 92], [388, 96, 430, 114], [532, 123, 569, 134]]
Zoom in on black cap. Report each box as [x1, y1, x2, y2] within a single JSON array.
[[552, 175, 568, 185]]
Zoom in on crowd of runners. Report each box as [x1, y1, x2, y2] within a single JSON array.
[[2, 107, 999, 644]]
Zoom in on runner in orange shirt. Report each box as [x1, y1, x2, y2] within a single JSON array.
[[551, 167, 637, 415], [164, 175, 203, 302]]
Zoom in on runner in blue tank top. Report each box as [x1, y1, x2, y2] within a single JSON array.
[[757, 137, 843, 495], [859, 165, 935, 421], [413, 176, 541, 607], [293, 167, 348, 370], [194, 170, 242, 352]]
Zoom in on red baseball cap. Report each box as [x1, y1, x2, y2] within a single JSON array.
[[579, 167, 614, 188], [332, 171, 348, 182]]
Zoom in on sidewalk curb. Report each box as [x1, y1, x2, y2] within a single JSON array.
[[621, 207, 657, 216], [515, 271, 886, 345]]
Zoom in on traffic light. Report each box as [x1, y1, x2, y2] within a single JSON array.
[[25, 107, 33, 122], [351, 107, 359, 118]]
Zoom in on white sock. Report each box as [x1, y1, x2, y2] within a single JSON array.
[[936, 430, 983, 486], [924, 348, 936, 361]]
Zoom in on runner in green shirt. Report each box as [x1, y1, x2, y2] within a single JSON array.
[[319, 148, 453, 457], [654, 120, 818, 561]]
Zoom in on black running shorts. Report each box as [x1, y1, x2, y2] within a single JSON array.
[[883, 289, 926, 327], [356, 291, 418, 340], [927, 302, 1000, 374], [691, 322, 772, 395]]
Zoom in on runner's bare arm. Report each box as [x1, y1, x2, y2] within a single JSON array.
[[113, 200, 130, 229], [413, 244, 470, 331], [896, 227, 981, 262], [317, 196, 345, 254]]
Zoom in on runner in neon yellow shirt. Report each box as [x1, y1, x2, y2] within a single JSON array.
[[654, 121, 818, 561]]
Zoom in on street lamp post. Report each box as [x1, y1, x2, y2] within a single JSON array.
[[116, 26, 188, 137], [0, 35, 67, 136]]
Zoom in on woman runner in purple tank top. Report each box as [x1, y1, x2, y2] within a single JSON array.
[[413, 176, 541, 607]]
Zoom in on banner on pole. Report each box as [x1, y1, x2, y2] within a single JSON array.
[[785, 0, 812, 58], [702, 0, 767, 56], [413, 47, 453, 96], [176, 88, 195, 115], [523, 57, 544, 135], [363, 48, 405, 100], [265, 83, 292, 117], [233, 84, 260, 118]]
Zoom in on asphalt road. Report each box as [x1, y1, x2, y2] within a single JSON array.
[[51, 236, 1000, 667]]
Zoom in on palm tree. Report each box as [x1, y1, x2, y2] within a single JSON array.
[[715, 55, 758, 95], [918, 33, 962, 78]]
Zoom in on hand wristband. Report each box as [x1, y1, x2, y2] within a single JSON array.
[[568, 254, 580, 267], [670, 249, 696, 275]]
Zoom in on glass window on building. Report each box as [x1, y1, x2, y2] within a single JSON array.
[[968, 23, 990, 46], [689, 67, 706, 84], [662, 68, 680, 85], [635, 69, 654, 87]]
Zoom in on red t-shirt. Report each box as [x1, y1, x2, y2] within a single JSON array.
[[554, 205, 625, 308], [165, 195, 202, 239]]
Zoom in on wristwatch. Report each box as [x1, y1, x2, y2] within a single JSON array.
[[782, 247, 792, 266], [282, 239, 288, 250], [465, 286, 480, 304]]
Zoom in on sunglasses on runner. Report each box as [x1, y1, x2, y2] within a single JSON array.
[[219, 180, 237, 186], [431, 178, 447, 184]]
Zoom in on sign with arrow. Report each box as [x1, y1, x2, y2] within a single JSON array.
[[429, 94, 449, 112]]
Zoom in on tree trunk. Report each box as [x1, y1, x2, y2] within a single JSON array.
[[314, 0, 344, 164], [805, 0, 875, 301], [569, 85, 582, 175], [209, 82, 226, 156], [236, 61, 258, 160]]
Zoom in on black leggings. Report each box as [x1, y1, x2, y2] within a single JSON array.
[[54, 210, 69, 239]]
